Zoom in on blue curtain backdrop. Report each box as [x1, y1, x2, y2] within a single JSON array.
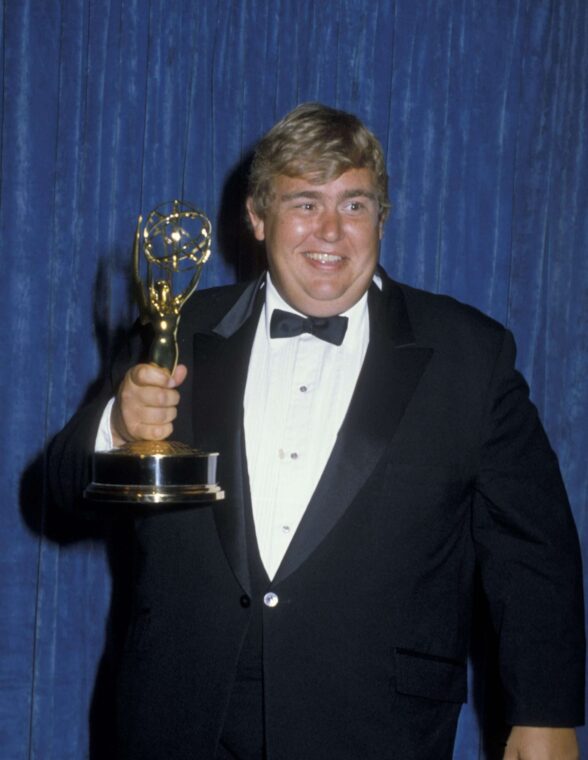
[[1, 1, 587, 757]]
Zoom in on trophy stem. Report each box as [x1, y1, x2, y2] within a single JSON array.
[[148, 313, 180, 373]]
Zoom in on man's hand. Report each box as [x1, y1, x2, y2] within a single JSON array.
[[110, 363, 188, 447], [503, 726, 579, 760]]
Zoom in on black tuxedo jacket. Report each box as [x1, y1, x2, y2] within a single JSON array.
[[49, 270, 584, 760]]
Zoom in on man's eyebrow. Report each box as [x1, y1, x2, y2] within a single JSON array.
[[279, 190, 322, 202], [339, 188, 377, 201], [279, 189, 377, 202]]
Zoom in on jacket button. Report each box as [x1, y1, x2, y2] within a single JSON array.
[[240, 595, 251, 608], [263, 592, 279, 608]]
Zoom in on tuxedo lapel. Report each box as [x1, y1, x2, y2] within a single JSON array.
[[189, 283, 264, 595], [274, 279, 433, 583]]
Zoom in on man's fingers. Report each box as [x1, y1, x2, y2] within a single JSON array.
[[130, 402, 178, 426], [129, 420, 174, 442], [127, 362, 188, 389], [129, 363, 173, 388], [113, 402, 176, 444], [121, 383, 181, 411], [111, 363, 187, 445]]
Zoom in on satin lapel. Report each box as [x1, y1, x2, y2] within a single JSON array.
[[190, 292, 263, 596], [274, 281, 433, 584]]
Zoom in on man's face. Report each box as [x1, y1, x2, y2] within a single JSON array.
[[247, 168, 384, 317]]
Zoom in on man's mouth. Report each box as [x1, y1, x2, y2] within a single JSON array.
[[304, 252, 343, 264]]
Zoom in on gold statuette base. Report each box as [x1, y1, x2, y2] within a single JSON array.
[[84, 440, 225, 513]]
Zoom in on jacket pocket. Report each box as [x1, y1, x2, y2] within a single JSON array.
[[394, 648, 467, 704]]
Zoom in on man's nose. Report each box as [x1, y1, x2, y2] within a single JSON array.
[[316, 208, 343, 241]]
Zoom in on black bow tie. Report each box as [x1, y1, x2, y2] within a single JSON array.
[[270, 308, 348, 346]]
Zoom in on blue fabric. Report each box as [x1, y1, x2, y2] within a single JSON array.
[[1, 1, 586, 757]]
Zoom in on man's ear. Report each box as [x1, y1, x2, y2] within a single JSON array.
[[378, 206, 390, 240], [378, 218, 385, 240], [246, 198, 265, 242]]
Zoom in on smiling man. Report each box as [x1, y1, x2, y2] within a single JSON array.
[[247, 168, 384, 317], [50, 103, 584, 760]]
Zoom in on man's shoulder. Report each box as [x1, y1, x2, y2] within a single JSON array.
[[390, 276, 507, 346], [180, 279, 253, 330]]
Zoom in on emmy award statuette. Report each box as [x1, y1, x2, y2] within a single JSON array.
[[84, 201, 225, 511]]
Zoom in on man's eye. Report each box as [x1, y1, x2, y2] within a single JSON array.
[[297, 202, 315, 211], [347, 201, 364, 211]]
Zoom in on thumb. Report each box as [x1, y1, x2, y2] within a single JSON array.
[[167, 363, 188, 388]]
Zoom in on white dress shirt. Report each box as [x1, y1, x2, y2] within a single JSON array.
[[96, 397, 116, 451], [244, 276, 370, 579]]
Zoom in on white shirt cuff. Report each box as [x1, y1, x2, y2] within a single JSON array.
[[94, 398, 116, 451]]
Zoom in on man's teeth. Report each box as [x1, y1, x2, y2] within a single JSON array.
[[305, 252, 342, 263]]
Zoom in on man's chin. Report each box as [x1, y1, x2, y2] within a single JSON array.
[[296, 288, 366, 317]]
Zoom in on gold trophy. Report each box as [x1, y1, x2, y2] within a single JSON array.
[[84, 200, 225, 510]]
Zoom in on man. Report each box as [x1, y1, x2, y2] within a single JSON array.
[[50, 103, 584, 759]]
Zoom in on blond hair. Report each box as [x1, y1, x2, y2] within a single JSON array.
[[248, 102, 390, 220]]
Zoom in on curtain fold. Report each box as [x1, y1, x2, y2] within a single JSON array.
[[1, 1, 586, 757]]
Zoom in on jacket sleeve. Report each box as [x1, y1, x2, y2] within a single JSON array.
[[472, 328, 585, 726], [47, 321, 148, 514], [48, 397, 110, 514]]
